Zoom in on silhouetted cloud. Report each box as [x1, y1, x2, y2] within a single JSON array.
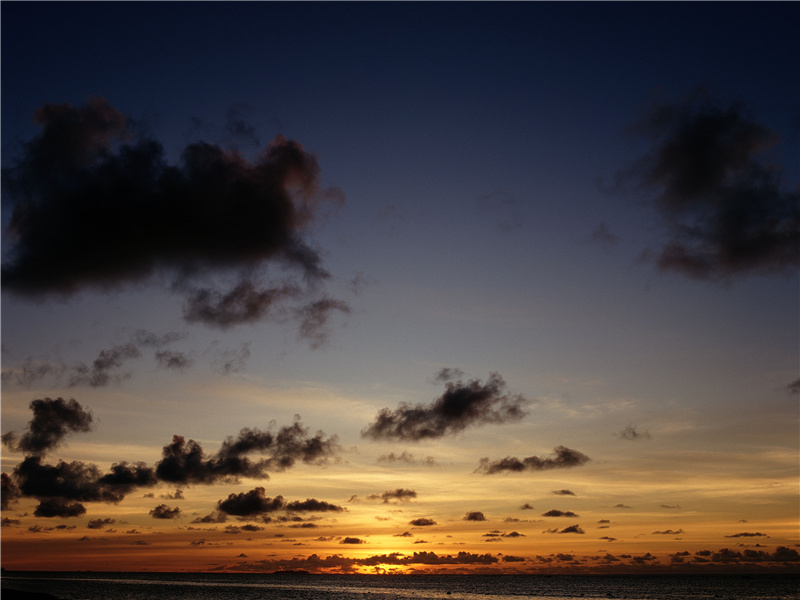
[[68, 343, 141, 387], [464, 511, 486, 521], [294, 297, 351, 349], [2, 97, 342, 293], [614, 504, 633, 509], [155, 419, 339, 484], [520, 503, 534, 510], [340, 537, 366, 544], [376, 451, 437, 466], [87, 518, 115, 529], [2, 517, 21, 527], [542, 509, 580, 518], [366, 489, 417, 504], [2, 398, 93, 454], [215, 488, 284, 517], [155, 350, 193, 370], [150, 504, 181, 519], [653, 529, 684, 535], [785, 378, 800, 394], [475, 446, 590, 474], [409, 518, 437, 527], [543, 524, 585, 534], [286, 498, 344, 512], [624, 89, 799, 280], [184, 280, 300, 328], [550, 489, 576, 496], [34, 497, 87, 518], [617, 425, 652, 441], [362, 372, 528, 441], [724, 531, 768, 538]]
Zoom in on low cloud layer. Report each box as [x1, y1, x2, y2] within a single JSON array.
[[362, 372, 528, 441], [476, 446, 590, 474], [626, 89, 799, 280]]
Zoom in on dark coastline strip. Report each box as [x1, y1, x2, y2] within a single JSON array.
[[2, 588, 64, 600]]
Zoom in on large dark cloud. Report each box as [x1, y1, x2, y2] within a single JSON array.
[[1, 97, 348, 338], [2, 97, 341, 293], [362, 372, 528, 441], [2, 398, 93, 454], [475, 446, 590, 474], [155, 420, 339, 484], [625, 90, 799, 280]]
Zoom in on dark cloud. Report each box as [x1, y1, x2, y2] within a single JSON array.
[[217, 488, 285, 516], [409, 518, 437, 527], [542, 509, 580, 518], [87, 518, 115, 529], [69, 343, 141, 387], [184, 280, 300, 329], [785, 378, 800, 394], [376, 451, 437, 466], [285, 498, 344, 513], [624, 89, 799, 280], [155, 419, 339, 484], [394, 531, 413, 538], [362, 372, 528, 441], [155, 350, 193, 370], [653, 529, 684, 535], [294, 297, 351, 349], [543, 524, 585, 534], [1, 472, 21, 509], [150, 504, 181, 519], [724, 531, 768, 538], [433, 367, 465, 383], [475, 446, 590, 474], [2, 517, 21, 527], [14, 455, 156, 505], [366, 489, 417, 504], [483, 530, 524, 538], [463, 511, 486, 521], [550, 489, 576, 496], [617, 425, 652, 441], [34, 498, 87, 518], [2, 98, 347, 340], [614, 504, 633, 509], [520, 503, 534, 510], [2, 398, 93, 454], [2, 97, 342, 294], [340, 537, 366, 544]]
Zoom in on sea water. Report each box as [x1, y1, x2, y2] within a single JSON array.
[[2, 572, 798, 600]]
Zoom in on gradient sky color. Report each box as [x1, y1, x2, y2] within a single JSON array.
[[1, 2, 798, 574]]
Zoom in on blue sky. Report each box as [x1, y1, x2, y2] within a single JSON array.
[[1, 2, 798, 573]]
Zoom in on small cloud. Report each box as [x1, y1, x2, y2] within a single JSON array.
[[724, 532, 769, 538], [463, 511, 486, 521], [366, 489, 417, 504], [150, 504, 181, 519], [340, 537, 366, 544], [476, 446, 590, 474], [409, 518, 436, 527], [520, 503, 534, 510], [653, 529, 685, 535], [541, 509, 579, 518], [550, 489, 576, 496], [617, 425, 651, 441], [614, 504, 633, 509]]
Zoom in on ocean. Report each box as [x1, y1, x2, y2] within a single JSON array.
[[1, 572, 798, 600]]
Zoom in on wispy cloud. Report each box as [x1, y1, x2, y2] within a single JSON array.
[[475, 446, 590, 474]]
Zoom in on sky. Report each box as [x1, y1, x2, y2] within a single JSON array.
[[1, 1, 798, 575]]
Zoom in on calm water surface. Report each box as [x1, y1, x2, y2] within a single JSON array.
[[2, 572, 798, 600]]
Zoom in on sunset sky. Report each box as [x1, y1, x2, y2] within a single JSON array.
[[1, 2, 798, 574]]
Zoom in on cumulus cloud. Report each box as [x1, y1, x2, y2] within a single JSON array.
[[1, 97, 347, 337], [409, 518, 437, 527], [543, 524, 585, 534], [155, 419, 339, 484], [340, 537, 366, 544], [87, 518, 115, 529], [34, 498, 87, 518], [362, 372, 528, 441], [2, 398, 93, 454], [150, 504, 181, 519], [366, 489, 417, 504], [285, 498, 344, 513], [475, 446, 590, 474], [464, 511, 487, 521], [624, 89, 799, 280], [542, 509, 580, 518], [617, 425, 652, 441]]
